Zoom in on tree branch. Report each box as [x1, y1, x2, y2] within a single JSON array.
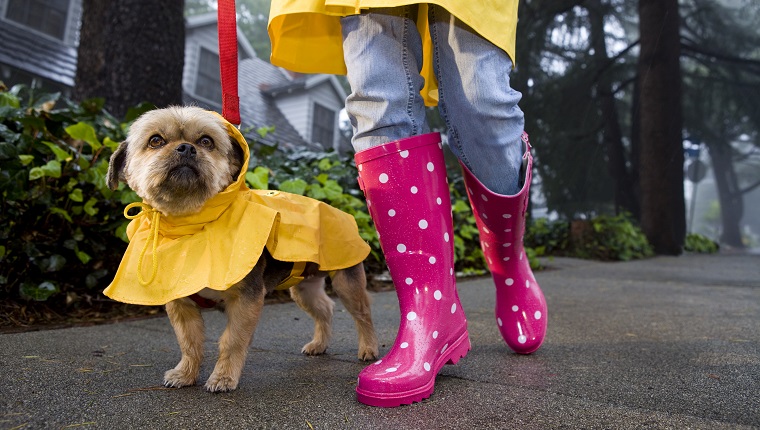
[[739, 178, 760, 195], [681, 41, 760, 69]]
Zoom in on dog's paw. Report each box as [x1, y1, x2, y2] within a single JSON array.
[[301, 341, 328, 356], [163, 369, 197, 388], [357, 345, 379, 361], [204, 373, 239, 393]]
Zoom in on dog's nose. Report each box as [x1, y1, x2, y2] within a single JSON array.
[[176, 143, 196, 158]]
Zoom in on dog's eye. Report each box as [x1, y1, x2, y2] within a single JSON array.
[[148, 135, 166, 148], [197, 136, 215, 150]]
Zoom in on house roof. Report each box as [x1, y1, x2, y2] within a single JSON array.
[[0, 12, 257, 89], [0, 22, 77, 86], [262, 74, 348, 101], [238, 58, 318, 151], [186, 13, 257, 60]]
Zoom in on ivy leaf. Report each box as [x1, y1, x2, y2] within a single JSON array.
[[0, 91, 20, 108], [65, 122, 102, 150], [83, 197, 99, 216], [115, 220, 130, 243], [49, 207, 73, 223], [76, 250, 92, 264], [0, 141, 20, 159], [278, 179, 308, 195], [43, 160, 62, 177], [322, 179, 344, 201], [307, 183, 326, 200], [41, 254, 67, 272], [77, 156, 91, 170], [72, 228, 85, 241], [103, 137, 121, 151], [28, 167, 44, 180], [69, 188, 84, 202], [256, 125, 275, 138], [452, 199, 470, 213], [18, 154, 34, 165], [20, 281, 59, 301], [31, 92, 60, 110], [119, 189, 140, 205], [317, 158, 333, 171], [245, 166, 270, 190], [29, 160, 62, 180], [315, 173, 329, 185]]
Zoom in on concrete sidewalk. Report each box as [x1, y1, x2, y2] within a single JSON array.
[[1, 253, 758, 429]]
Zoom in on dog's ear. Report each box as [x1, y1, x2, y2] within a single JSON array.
[[106, 141, 128, 190], [228, 136, 246, 173]]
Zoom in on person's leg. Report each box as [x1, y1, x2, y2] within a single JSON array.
[[341, 7, 429, 151], [428, 6, 524, 195], [342, 9, 469, 407], [429, 5, 547, 354]]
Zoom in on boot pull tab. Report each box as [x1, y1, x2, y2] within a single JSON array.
[[521, 132, 532, 159], [357, 169, 366, 191]]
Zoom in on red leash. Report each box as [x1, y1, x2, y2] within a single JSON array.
[[217, 0, 240, 125]]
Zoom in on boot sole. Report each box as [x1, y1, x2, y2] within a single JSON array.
[[356, 330, 471, 408]]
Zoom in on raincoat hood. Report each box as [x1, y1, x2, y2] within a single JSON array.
[[104, 112, 370, 306]]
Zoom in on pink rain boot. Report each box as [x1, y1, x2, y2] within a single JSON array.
[[354, 133, 470, 407], [461, 132, 547, 354]]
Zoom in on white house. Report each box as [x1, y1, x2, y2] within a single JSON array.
[[183, 13, 350, 152], [0, 1, 349, 152]]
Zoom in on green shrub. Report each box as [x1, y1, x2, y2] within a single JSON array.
[[571, 213, 654, 261], [525, 217, 570, 258], [522, 214, 657, 262], [0, 87, 498, 309], [1, 86, 656, 316], [684, 233, 719, 253], [443, 174, 485, 275], [0, 85, 148, 307]]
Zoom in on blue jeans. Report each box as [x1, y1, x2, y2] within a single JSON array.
[[341, 5, 525, 195]]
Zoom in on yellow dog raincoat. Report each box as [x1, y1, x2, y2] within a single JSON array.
[[104, 115, 370, 306]]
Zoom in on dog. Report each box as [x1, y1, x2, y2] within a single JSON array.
[[105, 106, 378, 392]]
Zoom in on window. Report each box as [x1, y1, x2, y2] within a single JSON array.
[[195, 48, 222, 103], [6, 0, 70, 40], [311, 104, 335, 149]]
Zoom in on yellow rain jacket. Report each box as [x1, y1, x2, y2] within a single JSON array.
[[268, 1, 519, 106], [104, 114, 370, 306]]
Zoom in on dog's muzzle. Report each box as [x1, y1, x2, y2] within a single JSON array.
[[176, 143, 196, 159]]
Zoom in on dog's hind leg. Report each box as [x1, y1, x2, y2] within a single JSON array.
[[290, 276, 334, 355], [164, 298, 205, 388], [205, 286, 265, 392], [331, 263, 379, 361]]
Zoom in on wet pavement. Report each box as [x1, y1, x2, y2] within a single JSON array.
[[1, 253, 758, 429]]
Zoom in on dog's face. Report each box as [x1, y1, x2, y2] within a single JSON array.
[[107, 107, 245, 216]]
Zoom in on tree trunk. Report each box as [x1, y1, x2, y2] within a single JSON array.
[[74, 0, 185, 119], [630, 77, 641, 221], [587, 0, 639, 219], [707, 142, 745, 248], [637, 0, 686, 255]]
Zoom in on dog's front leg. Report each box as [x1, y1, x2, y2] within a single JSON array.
[[205, 287, 265, 392], [164, 298, 205, 388]]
